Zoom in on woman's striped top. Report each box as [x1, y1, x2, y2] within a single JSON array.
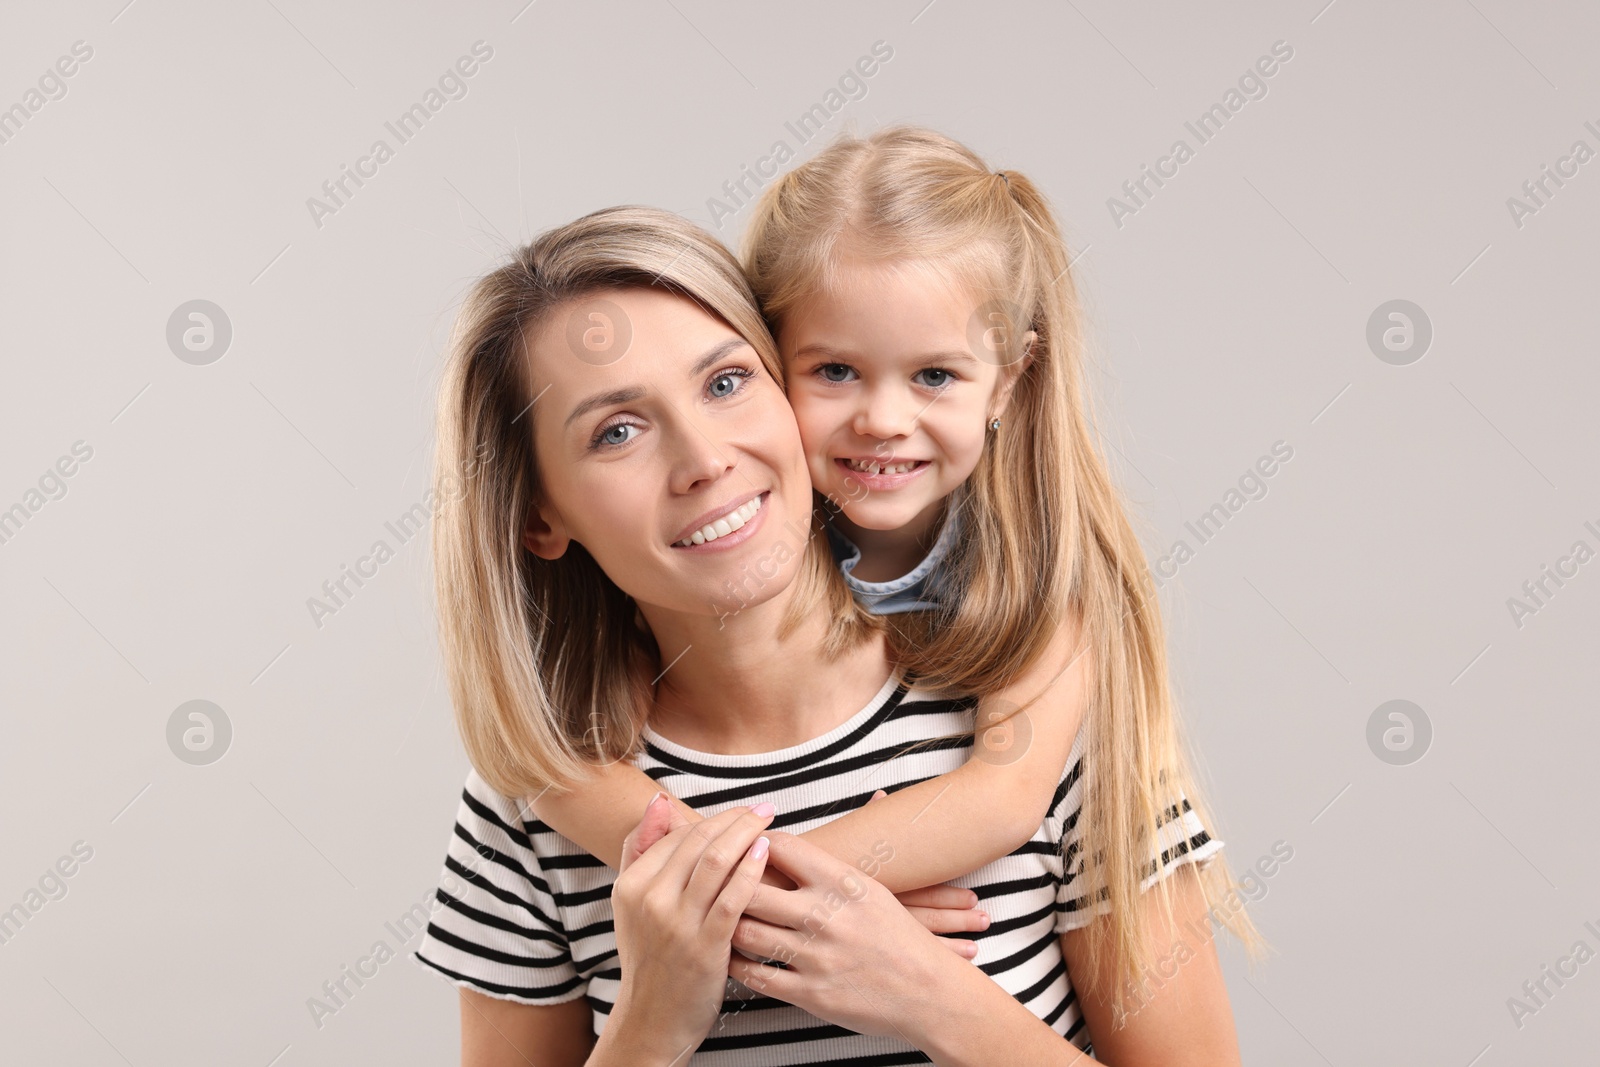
[[412, 671, 1223, 1064]]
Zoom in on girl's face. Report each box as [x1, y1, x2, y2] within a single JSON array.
[[522, 287, 813, 618], [779, 256, 1029, 533]]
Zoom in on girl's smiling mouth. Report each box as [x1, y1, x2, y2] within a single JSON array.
[[672, 491, 768, 549], [835, 457, 930, 488]]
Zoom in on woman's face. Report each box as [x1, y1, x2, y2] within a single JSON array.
[[523, 287, 814, 619]]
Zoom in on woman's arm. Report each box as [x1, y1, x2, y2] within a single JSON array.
[[800, 615, 1090, 893], [729, 833, 1241, 1067], [459, 987, 706, 1067], [914, 865, 1241, 1066], [460, 990, 592, 1067], [1053, 864, 1241, 1065]]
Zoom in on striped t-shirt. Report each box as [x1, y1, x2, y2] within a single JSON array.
[[412, 671, 1222, 1064]]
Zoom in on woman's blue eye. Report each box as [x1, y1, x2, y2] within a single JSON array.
[[589, 367, 754, 450], [596, 423, 637, 447], [914, 368, 953, 389], [819, 364, 855, 383], [708, 366, 757, 399]]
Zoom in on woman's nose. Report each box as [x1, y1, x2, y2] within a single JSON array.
[[667, 420, 736, 495]]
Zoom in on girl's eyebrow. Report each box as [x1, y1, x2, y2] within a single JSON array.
[[563, 337, 752, 428], [791, 341, 862, 362], [792, 341, 980, 369], [909, 350, 981, 369]]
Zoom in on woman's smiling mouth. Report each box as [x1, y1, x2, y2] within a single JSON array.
[[672, 491, 768, 549]]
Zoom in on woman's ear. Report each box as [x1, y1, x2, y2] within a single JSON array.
[[522, 500, 571, 560], [990, 329, 1038, 421]]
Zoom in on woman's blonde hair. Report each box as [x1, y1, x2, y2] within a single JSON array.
[[433, 205, 878, 799], [743, 127, 1266, 1020]]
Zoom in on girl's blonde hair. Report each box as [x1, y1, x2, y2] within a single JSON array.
[[433, 205, 878, 799], [743, 127, 1266, 1020]]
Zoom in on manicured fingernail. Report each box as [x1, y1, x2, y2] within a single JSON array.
[[751, 802, 775, 818], [962, 942, 978, 958], [978, 912, 991, 929], [647, 791, 666, 811], [966, 891, 979, 906], [750, 836, 770, 859]]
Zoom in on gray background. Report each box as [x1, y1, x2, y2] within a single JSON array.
[[2, 1, 1596, 1063]]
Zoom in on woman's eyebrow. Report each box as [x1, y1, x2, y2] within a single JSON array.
[[686, 337, 750, 377], [563, 338, 752, 429], [564, 386, 644, 428]]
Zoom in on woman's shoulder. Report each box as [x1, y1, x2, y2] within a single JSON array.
[[454, 768, 600, 865], [410, 768, 592, 1006], [896, 673, 973, 705], [448, 769, 562, 883]]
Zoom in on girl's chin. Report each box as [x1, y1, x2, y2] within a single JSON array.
[[835, 499, 930, 532]]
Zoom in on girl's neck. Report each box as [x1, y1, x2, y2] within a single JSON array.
[[640, 579, 891, 755], [834, 496, 950, 583]]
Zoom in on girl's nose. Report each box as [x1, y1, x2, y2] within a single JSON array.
[[852, 386, 918, 441]]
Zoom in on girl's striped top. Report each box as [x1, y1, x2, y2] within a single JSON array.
[[412, 670, 1223, 1064]]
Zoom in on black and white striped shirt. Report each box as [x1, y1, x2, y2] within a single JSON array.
[[413, 671, 1222, 1064]]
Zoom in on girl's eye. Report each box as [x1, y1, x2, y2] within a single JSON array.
[[591, 421, 640, 449], [818, 364, 856, 383], [914, 368, 954, 389], [708, 367, 758, 399]]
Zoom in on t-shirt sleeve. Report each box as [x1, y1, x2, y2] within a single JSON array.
[[411, 770, 587, 1004], [1054, 786, 1225, 935]]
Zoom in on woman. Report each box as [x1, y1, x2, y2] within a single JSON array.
[[413, 206, 1241, 1064]]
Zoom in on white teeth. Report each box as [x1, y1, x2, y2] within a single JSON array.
[[845, 459, 918, 475], [675, 493, 764, 546]]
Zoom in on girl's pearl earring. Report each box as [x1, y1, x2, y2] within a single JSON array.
[[988, 417, 1002, 431]]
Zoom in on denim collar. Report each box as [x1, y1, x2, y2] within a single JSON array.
[[825, 494, 964, 614]]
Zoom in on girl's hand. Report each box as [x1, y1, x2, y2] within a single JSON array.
[[725, 829, 979, 1041], [890, 884, 988, 955], [607, 795, 775, 1056]]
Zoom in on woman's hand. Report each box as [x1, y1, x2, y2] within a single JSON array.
[[603, 794, 775, 1060], [863, 788, 988, 954], [725, 829, 980, 1041], [622, 791, 988, 945]]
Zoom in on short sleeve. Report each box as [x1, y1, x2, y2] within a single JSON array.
[[411, 770, 586, 1004], [1055, 789, 1225, 935]]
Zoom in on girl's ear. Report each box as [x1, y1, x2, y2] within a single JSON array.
[[990, 329, 1038, 420], [522, 500, 571, 560]]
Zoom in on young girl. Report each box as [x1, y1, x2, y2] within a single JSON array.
[[525, 126, 1263, 1021]]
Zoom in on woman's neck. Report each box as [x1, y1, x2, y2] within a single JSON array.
[[834, 497, 949, 583], [640, 582, 891, 755]]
